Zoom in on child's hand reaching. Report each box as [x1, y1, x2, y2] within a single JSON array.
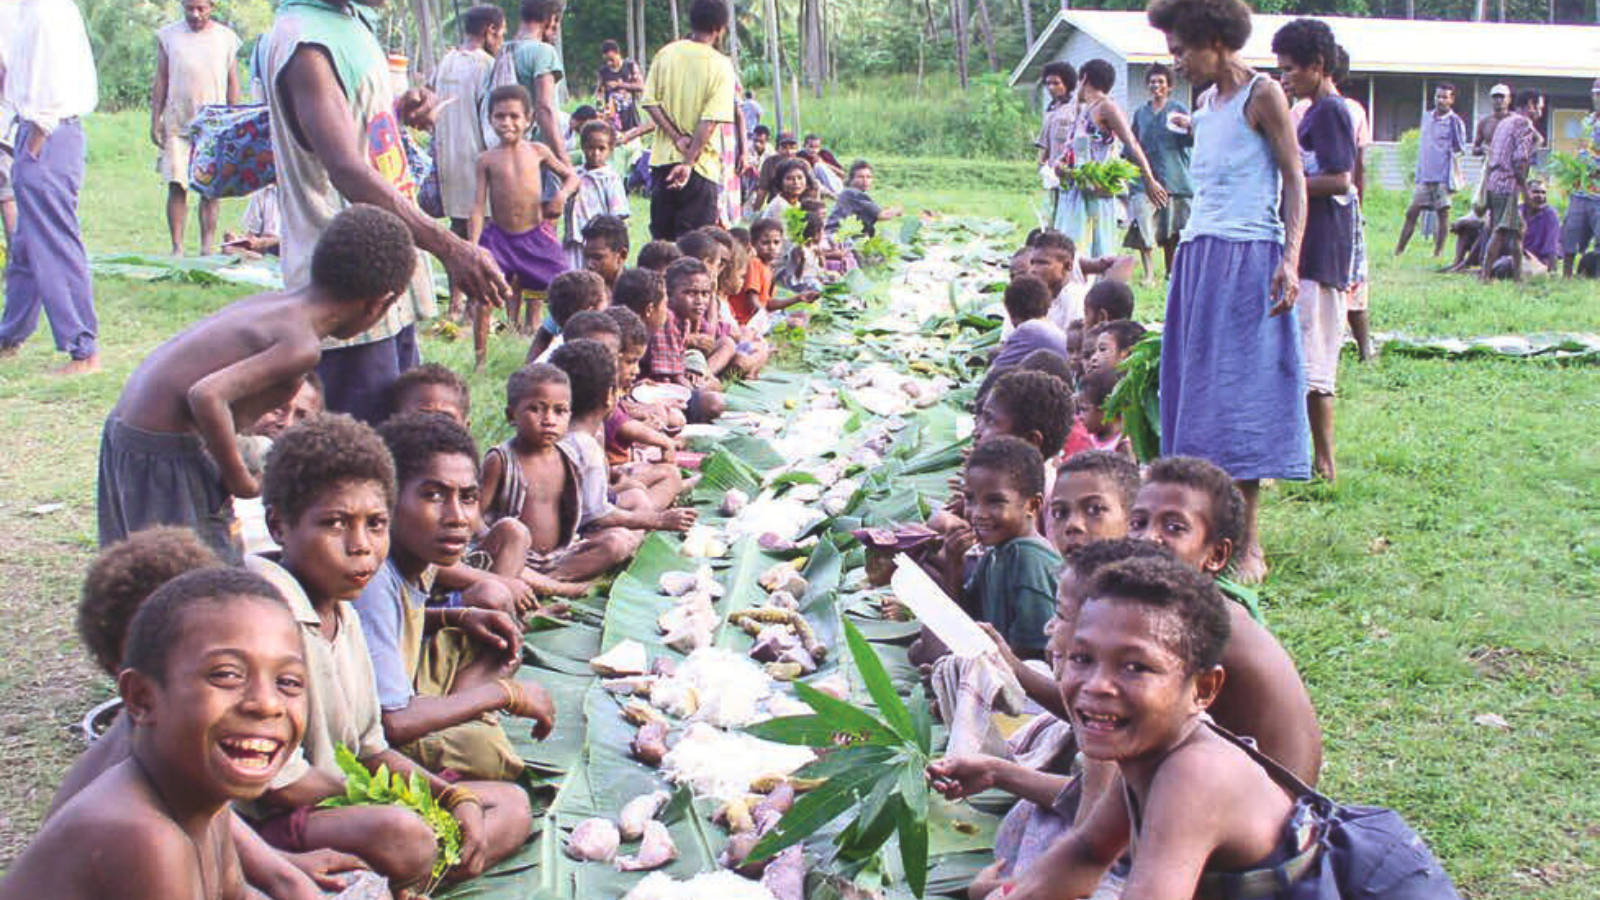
[[967, 859, 1009, 900], [925, 755, 1000, 800], [282, 849, 370, 894], [976, 622, 1024, 677], [654, 507, 698, 532]]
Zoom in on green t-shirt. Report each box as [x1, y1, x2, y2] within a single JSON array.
[[510, 39, 563, 143], [965, 536, 1062, 655]]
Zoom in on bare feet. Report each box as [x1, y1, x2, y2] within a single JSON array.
[[51, 354, 101, 376], [0, 343, 18, 360], [1232, 542, 1268, 584]]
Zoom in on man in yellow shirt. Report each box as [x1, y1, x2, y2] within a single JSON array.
[[640, 0, 735, 239]]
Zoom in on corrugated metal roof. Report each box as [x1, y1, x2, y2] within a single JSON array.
[[1011, 10, 1600, 84]]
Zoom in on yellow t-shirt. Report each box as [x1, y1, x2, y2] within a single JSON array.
[[640, 39, 735, 183]]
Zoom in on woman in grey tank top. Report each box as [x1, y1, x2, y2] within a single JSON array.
[[1147, 0, 1310, 583]]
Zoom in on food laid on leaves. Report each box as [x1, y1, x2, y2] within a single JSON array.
[[566, 817, 621, 862], [441, 216, 1020, 900]]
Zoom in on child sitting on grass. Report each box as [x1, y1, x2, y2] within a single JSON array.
[[709, 230, 773, 377], [612, 268, 691, 432], [602, 306, 690, 508], [827, 159, 901, 237], [248, 373, 325, 441], [1085, 319, 1147, 375], [779, 209, 840, 293], [1128, 456, 1323, 782], [551, 339, 696, 542], [1061, 367, 1133, 460], [525, 269, 609, 365], [388, 367, 591, 611], [578, 214, 630, 293], [389, 362, 472, 424], [938, 437, 1062, 660], [973, 370, 1074, 513], [977, 275, 1067, 404], [471, 84, 581, 344], [745, 217, 817, 317], [640, 259, 728, 423], [563, 123, 630, 272], [354, 413, 557, 785], [1004, 556, 1315, 900], [3, 569, 316, 900], [1081, 278, 1134, 330], [1045, 449, 1140, 556], [636, 240, 682, 272], [247, 415, 533, 887], [99, 204, 414, 560], [483, 364, 655, 583]]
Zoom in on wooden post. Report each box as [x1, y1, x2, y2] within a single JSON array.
[[669, 0, 681, 39], [790, 67, 803, 135], [727, 0, 739, 67], [1022, 0, 1035, 49], [974, 0, 999, 73], [950, 0, 970, 90]]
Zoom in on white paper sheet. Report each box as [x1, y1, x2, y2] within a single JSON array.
[[889, 553, 998, 659]]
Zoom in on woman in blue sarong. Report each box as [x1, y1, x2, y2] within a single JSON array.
[[1149, 0, 1311, 583]]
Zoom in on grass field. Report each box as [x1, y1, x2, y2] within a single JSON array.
[[0, 111, 1596, 896]]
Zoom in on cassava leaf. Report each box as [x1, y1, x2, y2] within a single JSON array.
[[842, 619, 919, 746], [795, 745, 899, 780], [743, 713, 845, 746], [747, 761, 888, 863], [792, 681, 901, 746], [894, 794, 931, 897]]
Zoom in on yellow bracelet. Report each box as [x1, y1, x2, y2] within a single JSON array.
[[440, 785, 482, 811], [497, 678, 521, 712]]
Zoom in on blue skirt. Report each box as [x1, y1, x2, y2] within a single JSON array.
[[1161, 237, 1310, 481]]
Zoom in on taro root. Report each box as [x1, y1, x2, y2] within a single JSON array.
[[615, 820, 678, 871], [619, 791, 672, 841], [720, 488, 750, 516], [631, 720, 669, 766], [761, 846, 805, 900], [566, 818, 621, 861]]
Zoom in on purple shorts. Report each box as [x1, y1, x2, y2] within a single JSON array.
[[479, 221, 567, 290]]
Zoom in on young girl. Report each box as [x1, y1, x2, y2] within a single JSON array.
[[563, 121, 630, 269], [778, 210, 840, 293], [1061, 367, 1133, 461], [761, 157, 816, 223]]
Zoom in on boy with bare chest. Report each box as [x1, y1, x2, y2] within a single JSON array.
[[99, 205, 415, 560], [470, 85, 581, 340]]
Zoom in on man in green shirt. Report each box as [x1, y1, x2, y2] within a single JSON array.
[[640, 0, 736, 239], [507, 0, 566, 216]]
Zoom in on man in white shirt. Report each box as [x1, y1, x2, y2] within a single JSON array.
[[0, 0, 101, 375], [150, 0, 241, 256]]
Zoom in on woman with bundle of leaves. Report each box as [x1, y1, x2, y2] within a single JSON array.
[[1052, 59, 1167, 259], [1145, 0, 1310, 583]]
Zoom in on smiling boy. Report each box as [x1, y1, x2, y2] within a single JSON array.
[[355, 413, 556, 785], [2, 569, 305, 900], [1128, 456, 1323, 782], [1045, 450, 1140, 556], [945, 437, 1062, 659]]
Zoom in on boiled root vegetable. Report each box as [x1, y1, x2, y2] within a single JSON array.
[[615, 820, 678, 871], [764, 590, 799, 611], [715, 796, 756, 834], [757, 561, 809, 596], [602, 675, 657, 696], [623, 699, 667, 727], [721, 488, 750, 516], [632, 720, 669, 766], [619, 791, 671, 841], [760, 846, 805, 900], [728, 608, 826, 663], [649, 677, 700, 718], [659, 565, 724, 598], [592, 640, 649, 677], [566, 818, 621, 861]]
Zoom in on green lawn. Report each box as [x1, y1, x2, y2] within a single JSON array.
[[0, 111, 1595, 896]]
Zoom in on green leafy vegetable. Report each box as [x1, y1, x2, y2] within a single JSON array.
[[1104, 331, 1162, 462], [319, 744, 462, 891], [1064, 158, 1142, 197], [742, 619, 934, 895]]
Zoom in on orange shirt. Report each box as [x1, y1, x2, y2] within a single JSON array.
[[729, 257, 773, 325]]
